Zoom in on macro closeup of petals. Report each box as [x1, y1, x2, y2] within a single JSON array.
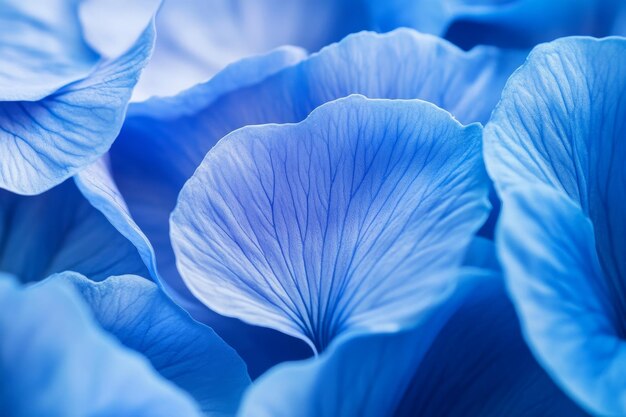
[[484, 37, 626, 415], [2, 0, 626, 416]]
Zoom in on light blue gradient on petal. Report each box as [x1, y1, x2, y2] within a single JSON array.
[[0, 17, 155, 195], [484, 37, 626, 415], [0, 273, 202, 417], [367, 0, 626, 50], [48, 272, 251, 417], [170, 95, 489, 351]]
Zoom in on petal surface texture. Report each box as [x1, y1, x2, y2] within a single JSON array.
[[113, 28, 519, 316], [239, 270, 589, 417], [484, 37, 626, 415], [0, 17, 154, 195], [0, 178, 150, 283], [0, 273, 202, 417], [170, 95, 489, 351], [50, 272, 251, 417]]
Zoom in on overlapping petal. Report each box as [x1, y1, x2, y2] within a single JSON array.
[[112, 28, 520, 322], [0, 5, 155, 195], [0, 273, 202, 417], [171, 95, 489, 351], [484, 36, 626, 414], [240, 269, 588, 417], [50, 272, 251, 416], [0, 177, 150, 283]]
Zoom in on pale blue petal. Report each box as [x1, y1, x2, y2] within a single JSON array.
[[484, 37, 626, 414], [129, 0, 364, 100], [0, 179, 149, 283], [49, 272, 251, 417], [240, 269, 588, 416], [0, 0, 97, 101], [0, 23, 155, 195], [170, 95, 489, 351], [367, 0, 625, 49], [0, 273, 202, 417]]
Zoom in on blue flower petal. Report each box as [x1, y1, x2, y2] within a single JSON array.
[[240, 269, 588, 417], [0, 273, 202, 417], [0, 20, 155, 195], [170, 95, 489, 351], [0, 178, 149, 283], [0, 0, 97, 101], [48, 272, 251, 416], [127, 0, 365, 100], [366, 0, 625, 50], [497, 185, 625, 415], [484, 37, 626, 414]]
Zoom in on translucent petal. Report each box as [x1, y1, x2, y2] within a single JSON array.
[[171, 95, 489, 351], [0, 23, 154, 194]]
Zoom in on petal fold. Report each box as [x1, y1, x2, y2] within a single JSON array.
[[0, 19, 155, 194], [49, 272, 251, 416], [484, 36, 626, 415], [0, 273, 202, 417]]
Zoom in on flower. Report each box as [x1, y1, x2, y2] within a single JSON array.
[[484, 36, 626, 415]]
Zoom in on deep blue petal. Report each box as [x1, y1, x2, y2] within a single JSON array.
[[0, 20, 154, 195], [367, 0, 626, 50], [0, 178, 149, 283], [0, 0, 97, 101], [170, 95, 489, 351], [484, 37, 626, 414], [49, 272, 251, 416], [240, 268, 588, 416], [0, 273, 202, 416]]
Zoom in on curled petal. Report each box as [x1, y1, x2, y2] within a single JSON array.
[[0, 273, 202, 416], [0, 178, 150, 283], [49, 272, 251, 416], [0, 18, 155, 194], [484, 36, 626, 414]]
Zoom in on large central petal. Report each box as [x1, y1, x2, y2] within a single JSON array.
[[170, 95, 489, 351]]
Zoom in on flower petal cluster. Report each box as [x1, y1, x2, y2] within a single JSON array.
[[1, 1, 625, 416]]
